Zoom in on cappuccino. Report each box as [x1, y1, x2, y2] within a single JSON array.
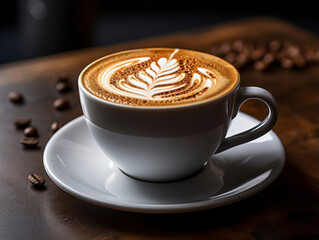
[[81, 48, 239, 107], [79, 48, 278, 182]]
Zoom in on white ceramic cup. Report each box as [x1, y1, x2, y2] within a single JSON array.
[[79, 49, 278, 182]]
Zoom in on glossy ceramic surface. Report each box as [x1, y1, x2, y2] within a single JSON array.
[[43, 113, 285, 213]]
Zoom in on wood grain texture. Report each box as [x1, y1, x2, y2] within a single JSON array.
[[0, 17, 318, 240]]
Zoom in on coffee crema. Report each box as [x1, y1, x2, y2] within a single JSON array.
[[81, 48, 238, 107]]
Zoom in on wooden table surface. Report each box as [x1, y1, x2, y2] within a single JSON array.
[[0, 17, 318, 239]]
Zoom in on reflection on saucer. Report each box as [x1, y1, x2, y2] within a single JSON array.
[[104, 161, 224, 204]]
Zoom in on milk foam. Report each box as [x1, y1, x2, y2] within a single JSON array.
[[81, 48, 238, 107]]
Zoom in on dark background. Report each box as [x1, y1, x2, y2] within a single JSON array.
[[1, 0, 319, 65]]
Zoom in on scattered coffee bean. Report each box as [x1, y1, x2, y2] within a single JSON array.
[[286, 45, 301, 58], [14, 118, 31, 129], [8, 91, 24, 104], [280, 58, 294, 69], [209, 38, 319, 71], [219, 43, 232, 55], [236, 53, 250, 65], [51, 121, 64, 133], [53, 98, 70, 110], [28, 173, 45, 187], [56, 81, 71, 93], [20, 137, 39, 148], [250, 48, 266, 61], [254, 61, 268, 71], [23, 126, 38, 137], [263, 53, 275, 65], [268, 40, 282, 52], [241, 42, 254, 55], [232, 39, 245, 52]]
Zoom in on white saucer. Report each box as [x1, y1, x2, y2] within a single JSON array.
[[43, 113, 285, 213]]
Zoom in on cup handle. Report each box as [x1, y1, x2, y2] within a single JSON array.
[[215, 86, 278, 153]]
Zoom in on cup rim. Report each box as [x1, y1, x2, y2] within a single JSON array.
[[78, 48, 240, 110]]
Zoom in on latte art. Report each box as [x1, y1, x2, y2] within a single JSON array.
[[99, 49, 216, 100], [81, 48, 238, 107]]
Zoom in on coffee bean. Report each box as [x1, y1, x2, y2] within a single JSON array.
[[286, 45, 301, 58], [254, 61, 268, 71], [51, 121, 64, 133], [20, 137, 39, 148], [242, 42, 254, 55], [23, 126, 38, 137], [28, 173, 45, 187], [56, 81, 71, 93], [53, 98, 70, 110], [280, 58, 295, 69], [236, 53, 250, 65], [263, 53, 275, 65], [8, 91, 24, 104], [219, 43, 232, 55], [250, 49, 265, 61], [268, 40, 282, 52], [14, 118, 31, 129], [232, 39, 245, 52]]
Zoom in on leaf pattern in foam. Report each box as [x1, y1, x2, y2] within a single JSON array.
[[127, 49, 187, 98], [102, 49, 216, 100]]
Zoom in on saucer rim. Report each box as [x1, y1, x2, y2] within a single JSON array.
[[43, 113, 285, 214]]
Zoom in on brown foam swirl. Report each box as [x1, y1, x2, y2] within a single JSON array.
[[98, 49, 215, 101]]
